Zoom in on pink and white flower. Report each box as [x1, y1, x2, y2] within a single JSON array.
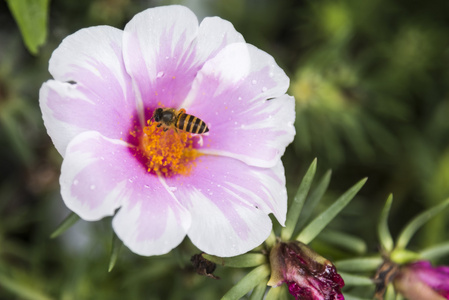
[[40, 5, 295, 257]]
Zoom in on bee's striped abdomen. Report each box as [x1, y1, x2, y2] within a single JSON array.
[[176, 113, 209, 134]]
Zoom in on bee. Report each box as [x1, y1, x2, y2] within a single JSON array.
[[151, 108, 209, 134]]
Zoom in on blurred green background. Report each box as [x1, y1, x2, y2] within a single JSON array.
[[1, 0, 449, 299]]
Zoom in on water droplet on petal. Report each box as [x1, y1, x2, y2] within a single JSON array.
[[73, 179, 79, 186], [169, 186, 177, 192], [269, 72, 274, 78], [262, 86, 267, 92], [144, 185, 150, 189], [90, 185, 96, 190], [238, 96, 242, 101], [252, 79, 257, 85], [128, 178, 133, 183], [156, 71, 164, 78], [165, 56, 169, 60]]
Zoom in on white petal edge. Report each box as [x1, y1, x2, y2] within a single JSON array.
[[40, 80, 87, 156], [49, 25, 127, 93], [185, 187, 273, 257], [195, 16, 245, 64]]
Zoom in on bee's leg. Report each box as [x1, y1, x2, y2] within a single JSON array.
[[163, 127, 169, 132], [174, 127, 179, 134], [157, 123, 162, 127]]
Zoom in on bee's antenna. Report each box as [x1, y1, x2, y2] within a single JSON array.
[[149, 110, 156, 123]]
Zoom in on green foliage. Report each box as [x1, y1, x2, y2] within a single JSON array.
[[296, 178, 367, 244], [50, 212, 80, 239], [281, 158, 317, 240], [5, 0, 49, 55], [378, 194, 394, 252], [108, 233, 123, 272], [420, 241, 449, 261], [202, 253, 266, 268], [0, 272, 52, 300], [339, 272, 373, 287], [335, 257, 383, 273], [396, 197, 449, 250], [221, 265, 270, 300]]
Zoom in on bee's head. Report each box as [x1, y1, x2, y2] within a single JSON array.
[[152, 108, 163, 122]]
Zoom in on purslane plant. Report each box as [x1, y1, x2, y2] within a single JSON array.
[[335, 194, 449, 300], [203, 160, 367, 300]]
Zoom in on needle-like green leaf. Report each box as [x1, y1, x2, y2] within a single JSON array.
[[339, 272, 374, 286], [378, 194, 394, 252], [343, 294, 373, 300], [221, 264, 270, 300], [296, 169, 332, 230], [419, 241, 449, 261], [249, 280, 268, 300], [50, 212, 80, 239], [335, 257, 383, 272], [318, 229, 367, 254], [5, 0, 49, 55], [202, 253, 266, 268], [281, 158, 317, 240], [396, 197, 449, 249], [296, 178, 367, 244], [108, 233, 123, 272], [384, 284, 396, 300], [265, 284, 288, 300]]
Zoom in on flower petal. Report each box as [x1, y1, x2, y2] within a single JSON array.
[[196, 16, 245, 63], [61, 131, 191, 256], [122, 5, 198, 112], [40, 26, 135, 155], [395, 261, 449, 300], [412, 261, 449, 298], [183, 43, 295, 168], [112, 175, 191, 256], [122, 6, 245, 115], [60, 131, 132, 221], [166, 155, 287, 257]]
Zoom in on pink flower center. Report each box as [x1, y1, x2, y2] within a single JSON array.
[[130, 120, 202, 177]]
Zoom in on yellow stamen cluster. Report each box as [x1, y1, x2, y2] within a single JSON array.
[[134, 121, 201, 177]]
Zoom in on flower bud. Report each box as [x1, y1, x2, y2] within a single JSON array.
[[394, 261, 449, 300], [268, 241, 344, 300]]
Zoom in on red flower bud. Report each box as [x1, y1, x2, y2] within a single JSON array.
[[268, 241, 344, 300]]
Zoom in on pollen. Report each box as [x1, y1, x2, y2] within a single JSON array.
[[133, 121, 201, 177]]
